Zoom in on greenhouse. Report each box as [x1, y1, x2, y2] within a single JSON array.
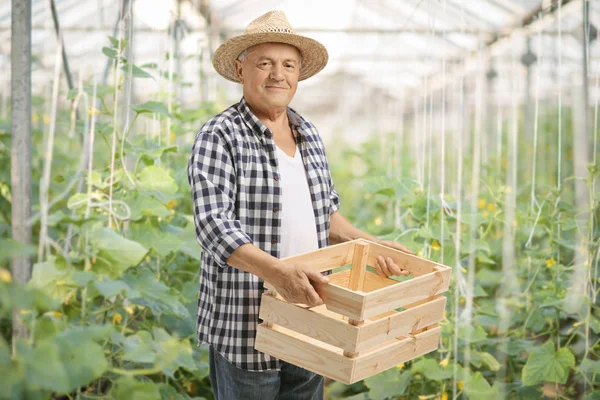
[[1, 0, 599, 399]]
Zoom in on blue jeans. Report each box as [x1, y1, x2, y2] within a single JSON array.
[[209, 346, 324, 400]]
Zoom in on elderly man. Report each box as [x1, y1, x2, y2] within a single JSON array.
[[187, 10, 412, 400]]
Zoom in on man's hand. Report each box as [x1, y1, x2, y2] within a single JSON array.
[[269, 262, 329, 307], [373, 240, 414, 278]]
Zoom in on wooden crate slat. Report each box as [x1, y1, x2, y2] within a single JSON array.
[[352, 326, 442, 382], [255, 324, 356, 384], [357, 296, 446, 351], [365, 240, 439, 277], [279, 240, 355, 272], [348, 242, 369, 291], [362, 265, 451, 320], [263, 280, 365, 320], [259, 294, 361, 353], [321, 282, 365, 320], [329, 269, 399, 292]]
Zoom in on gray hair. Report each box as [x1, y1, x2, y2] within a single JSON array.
[[236, 46, 303, 67]]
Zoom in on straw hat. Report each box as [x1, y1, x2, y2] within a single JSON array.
[[212, 11, 328, 83]]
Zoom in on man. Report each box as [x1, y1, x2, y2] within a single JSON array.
[[187, 10, 412, 400]]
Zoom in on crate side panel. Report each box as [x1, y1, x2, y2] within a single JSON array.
[[255, 324, 355, 384], [366, 240, 440, 277], [330, 270, 398, 292], [352, 326, 441, 382], [322, 283, 366, 320], [358, 296, 446, 351], [281, 241, 355, 271], [363, 266, 451, 320], [259, 294, 360, 352]]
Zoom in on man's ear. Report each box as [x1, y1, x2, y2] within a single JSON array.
[[234, 60, 244, 83]]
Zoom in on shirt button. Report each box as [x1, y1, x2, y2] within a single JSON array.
[[271, 239, 277, 244], [265, 131, 272, 137], [273, 206, 279, 212], [274, 174, 279, 181]]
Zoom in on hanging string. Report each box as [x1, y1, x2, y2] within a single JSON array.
[[453, 6, 466, 399], [424, 9, 437, 259], [440, 0, 447, 267], [108, 14, 125, 229], [38, 42, 63, 261], [463, 36, 484, 382]]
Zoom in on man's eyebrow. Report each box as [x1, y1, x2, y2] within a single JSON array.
[[255, 56, 299, 64]]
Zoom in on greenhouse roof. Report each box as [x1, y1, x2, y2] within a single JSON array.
[[0, 0, 599, 108]]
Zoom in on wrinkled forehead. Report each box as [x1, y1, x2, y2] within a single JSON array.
[[246, 42, 302, 60]]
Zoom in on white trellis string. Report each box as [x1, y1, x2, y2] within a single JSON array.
[[81, 75, 97, 323], [462, 37, 484, 380], [452, 58, 466, 400], [528, 26, 543, 222], [38, 42, 63, 262], [108, 18, 125, 229], [591, 28, 599, 295], [424, 11, 437, 259], [440, 0, 447, 266], [119, 0, 136, 187], [394, 94, 405, 230]]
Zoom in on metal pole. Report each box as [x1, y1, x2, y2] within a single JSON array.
[[11, 0, 32, 352]]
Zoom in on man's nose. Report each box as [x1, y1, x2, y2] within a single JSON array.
[[269, 63, 285, 81]]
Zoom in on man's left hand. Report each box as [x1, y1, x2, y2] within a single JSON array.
[[373, 240, 413, 278]]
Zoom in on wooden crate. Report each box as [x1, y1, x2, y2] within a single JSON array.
[[255, 238, 451, 384]]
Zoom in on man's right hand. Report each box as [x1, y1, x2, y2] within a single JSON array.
[[269, 262, 329, 307]]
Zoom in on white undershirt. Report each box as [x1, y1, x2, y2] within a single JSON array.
[[275, 144, 319, 259]]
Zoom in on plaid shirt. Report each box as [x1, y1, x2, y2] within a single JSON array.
[[187, 97, 341, 371]]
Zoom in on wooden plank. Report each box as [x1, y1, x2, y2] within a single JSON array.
[[330, 269, 399, 292], [362, 265, 451, 320], [259, 294, 361, 353], [322, 283, 366, 320], [255, 324, 355, 384], [364, 239, 441, 277], [357, 296, 446, 351], [263, 280, 366, 321], [352, 326, 442, 382], [348, 242, 369, 291], [279, 240, 355, 272]]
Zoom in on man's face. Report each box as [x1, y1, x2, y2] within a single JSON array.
[[235, 42, 301, 113]]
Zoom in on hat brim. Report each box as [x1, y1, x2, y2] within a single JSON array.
[[212, 32, 328, 83]]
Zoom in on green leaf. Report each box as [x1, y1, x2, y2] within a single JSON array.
[[579, 359, 600, 374], [522, 340, 575, 386], [0, 239, 36, 264], [138, 166, 178, 194], [19, 334, 107, 394], [102, 46, 118, 59], [458, 325, 488, 343], [138, 166, 178, 203], [411, 359, 453, 380], [108, 36, 128, 50], [583, 391, 600, 400], [121, 192, 172, 220], [94, 278, 139, 298], [123, 331, 156, 363], [121, 63, 155, 80], [88, 225, 148, 278], [29, 257, 74, 300], [115, 377, 161, 400], [131, 101, 173, 118], [124, 269, 188, 318], [130, 221, 183, 256], [364, 368, 409, 399], [464, 372, 500, 399], [125, 139, 177, 159]]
